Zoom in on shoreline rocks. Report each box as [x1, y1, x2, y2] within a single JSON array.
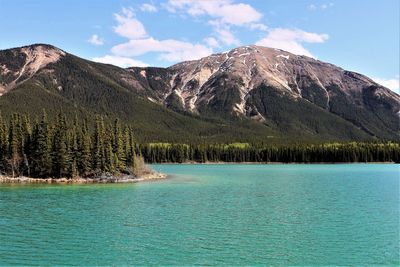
[[0, 172, 167, 184]]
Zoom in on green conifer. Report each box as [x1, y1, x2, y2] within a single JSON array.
[[52, 112, 69, 177], [113, 119, 126, 172], [31, 110, 52, 177], [79, 119, 92, 175], [93, 116, 105, 172]]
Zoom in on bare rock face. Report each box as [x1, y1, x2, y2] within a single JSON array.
[[129, 45, 399, 139], [146, 45, 399, 117], [0, 44, 65, 95]]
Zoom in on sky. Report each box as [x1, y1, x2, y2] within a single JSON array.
[[0, 0, 399, 92]]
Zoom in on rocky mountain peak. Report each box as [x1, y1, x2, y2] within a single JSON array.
[[158, 45, 399, 117], [0, 44, 65, 95]]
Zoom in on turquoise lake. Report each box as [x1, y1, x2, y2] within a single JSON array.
[[0, 164, 399, 265]]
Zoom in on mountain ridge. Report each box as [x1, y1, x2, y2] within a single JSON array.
[[0, 43, 399, 142]]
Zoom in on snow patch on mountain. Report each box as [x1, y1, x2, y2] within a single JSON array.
[[276, 54, 290, 60]]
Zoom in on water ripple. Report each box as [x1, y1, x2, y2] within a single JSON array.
[[0, 164, 399, 265]]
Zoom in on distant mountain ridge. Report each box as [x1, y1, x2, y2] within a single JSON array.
[[0, 44, 399, 142]]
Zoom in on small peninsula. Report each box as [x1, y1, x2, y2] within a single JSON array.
[[0, 112, 166, 183], [0, 172, 166, 184]]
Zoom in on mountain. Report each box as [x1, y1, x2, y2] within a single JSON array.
[[128, 45, 400, 140], [0, 44, 399, 143]]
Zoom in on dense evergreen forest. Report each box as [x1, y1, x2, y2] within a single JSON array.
[[0, 112, 398, 178], [140, 142, 400, 164], [0, 112, 142, 178]]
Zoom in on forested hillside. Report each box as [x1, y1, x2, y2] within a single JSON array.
[[0, 112, 398, 179], [0, 44, 399, 143]]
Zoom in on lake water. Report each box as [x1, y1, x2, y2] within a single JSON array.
[[0, 164, 398, 265]]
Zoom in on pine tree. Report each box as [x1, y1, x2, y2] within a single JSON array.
[[113, 119, 126, 172], [104, 139, 114, 173], [21, 114, 32, 176], [31, 110, 52, 177], [52, 112, 69, 177], [123, 126, 131, 166], [129, 130, 138, 173], [93, 116, 105, 173], [70, 158, 78, 178], [8, 114, 24, 177], [69, 115, 79, 177], [78, 119, 92, 176], [0, 114, 8, 173]]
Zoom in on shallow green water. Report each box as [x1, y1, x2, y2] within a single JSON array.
[[0, 164, 399, 265]]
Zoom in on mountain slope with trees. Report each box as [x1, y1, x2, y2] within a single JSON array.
[[0, 111, 398, 179], [0, 44, 399, 143]]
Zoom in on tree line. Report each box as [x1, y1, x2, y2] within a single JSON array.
[[0, 112, 141, 178], [139, 142, 400, 163], [0, 112, 398, 178]]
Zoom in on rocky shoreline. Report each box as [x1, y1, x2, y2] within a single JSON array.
[[0, 172, 167, 184]]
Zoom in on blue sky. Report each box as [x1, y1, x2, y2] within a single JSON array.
[[0, 0, 399, 91]]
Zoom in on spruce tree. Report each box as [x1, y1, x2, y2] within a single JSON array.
[[52, 112, 69, 177], [113, 119, 126, 172], [21, 114, 32, 176], [93, 116, 105, 173], [69, 115, 79, 177], [8, 114, 25, 177], [104, 139, 114, 173], [123, 126, 132, 168], [79, 119, 92, 175], [0, 114, 8, 173], [31, 110, 52, 177], [70, 158, 78, 178]]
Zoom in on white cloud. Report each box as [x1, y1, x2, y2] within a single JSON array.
[[165, 0, 263, 48], [373, 77, 400, 93], [111, 37, 213, 62], [256, 28, 329, 57], [321, 3, 334, 9], [101, 5, 331, 66], [309, 3, 334, 10], [204, 37, 220, 47], [113, 7, 147, 39], [308, 4, 317, 10], [88, 34, 104, 45], [214, 27, 240, 46], [92, 55, 148, 68], [106, 6, 213, 63], [250, 23, 268, 31], [166, 0, 262, 26], [208, 20, 240, 46], [140, 3, 157, 13]]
